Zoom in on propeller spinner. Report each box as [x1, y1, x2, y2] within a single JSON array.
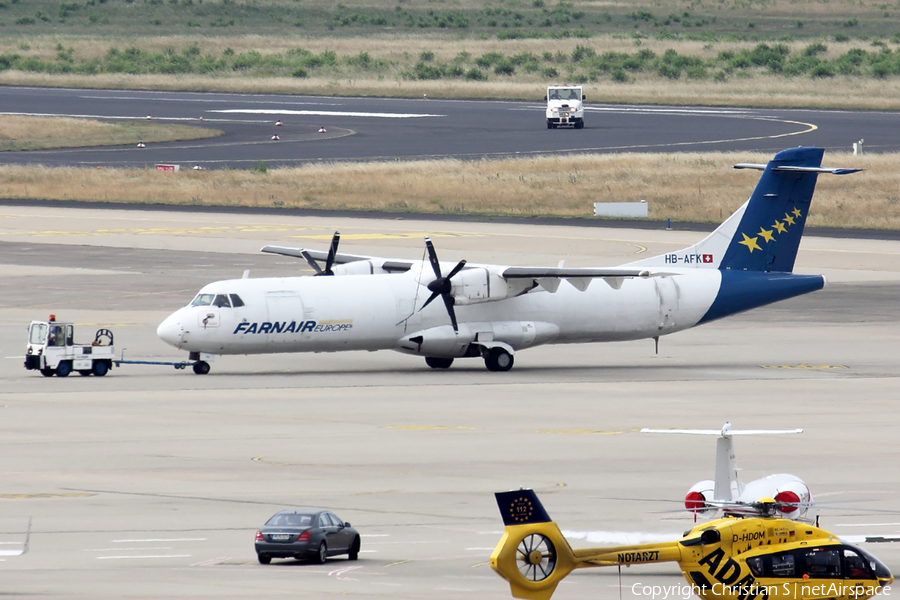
[[419, 237, 466, 332], [300, 231, 340, 276]]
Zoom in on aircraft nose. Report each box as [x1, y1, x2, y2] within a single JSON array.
[[157, 314, 183, 348]]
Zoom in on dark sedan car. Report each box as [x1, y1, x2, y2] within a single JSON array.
[[254, 509, 360, 564]]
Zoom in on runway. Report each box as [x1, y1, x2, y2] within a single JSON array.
[[2, 86, 900, 168], [1, 204, 899, 598]]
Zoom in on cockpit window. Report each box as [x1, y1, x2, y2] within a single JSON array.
[[230, 294, 245, 307], [803, 548, 841, 578], [213, 294, 231, 308], [844, 548, 874, 579], [191, 294, 215, 307]]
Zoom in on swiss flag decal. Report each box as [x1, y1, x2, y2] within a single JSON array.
[[702, 254, 713, 263]]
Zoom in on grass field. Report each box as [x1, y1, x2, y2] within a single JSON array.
[[1, 0, 900, 108], [2, 152, 897, 230], [0, 115, 221, 150]]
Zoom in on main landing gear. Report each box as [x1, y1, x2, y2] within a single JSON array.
[[423, 347, 514, 372], [484, 347, 514, 372]]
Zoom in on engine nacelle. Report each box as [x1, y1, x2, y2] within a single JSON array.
[[685, 480, 717, 518], [740, 474, 813, 523]]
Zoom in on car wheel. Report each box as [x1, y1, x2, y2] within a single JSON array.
[[312, 541, 327, 564], [92, 360, 109, 377], [40, 368, 55, 377], [56, 361, 72, 377], [78, 370, 92, 377], [575, 120, 584, 129], [425, 357, 453, 369], [257, 554, 272, 564], [348, 537, 360, 561], [192, 361, 210, 375]]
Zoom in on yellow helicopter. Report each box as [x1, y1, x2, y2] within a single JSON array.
[[491, 489, 893, 600]]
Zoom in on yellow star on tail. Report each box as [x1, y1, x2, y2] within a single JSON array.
[[792, 207, 802, 218], [738, 233, 762, 253], [783, 213, 796, 226], [773, 220, 787, 234], [757, 227, 775, 243]]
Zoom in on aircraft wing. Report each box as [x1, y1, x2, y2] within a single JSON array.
[[261, 245, 413, 273]]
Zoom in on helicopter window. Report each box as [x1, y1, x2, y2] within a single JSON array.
[[803, 548, 841, 578], [229, 294, 245, 307], [844, 548, 874, 579], [213, 294, 231, 308], [746, 556, 764, 577], [771, 554, 796, 577], [191, 294, 214, 307]]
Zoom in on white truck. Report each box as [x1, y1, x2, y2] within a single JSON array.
[[24, 316, 115, 377], [545, 84, 585, 129]]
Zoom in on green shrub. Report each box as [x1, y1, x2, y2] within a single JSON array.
[[464, 67, 486, 80]]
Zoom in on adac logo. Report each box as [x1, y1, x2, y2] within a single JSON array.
[[739, 208, 803, 254], [508, 496, 535, 523]]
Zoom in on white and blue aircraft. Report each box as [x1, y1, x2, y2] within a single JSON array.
[[157, 147, 860, 374]]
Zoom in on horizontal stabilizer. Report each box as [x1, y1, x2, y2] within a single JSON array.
[[734, 163, 864, 175]]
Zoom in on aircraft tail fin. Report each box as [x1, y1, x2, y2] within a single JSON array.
[[628, 147, 861, 273], [492, 490, 576, 600]]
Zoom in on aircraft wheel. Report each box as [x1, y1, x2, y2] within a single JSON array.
[[192, 361, 210, 375], [484, 348, 514, 372], [92, 360, 109, 377], [425, 357, 453, 369], [40, 368, 55, 377], [56, 361, 73, 377], [78, 370, 92, 377]]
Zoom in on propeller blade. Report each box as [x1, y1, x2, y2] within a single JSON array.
[[323, 231, 340, 275], [421, 290, 441, 310], [299, 250, 324, 275], [424, 236, 441, 279], [446, 259, 467, 280], [442, 293, 459, 332]]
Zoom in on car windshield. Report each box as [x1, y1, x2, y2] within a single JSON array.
[[29, 323, 48, 345], [549, 88, 580, 100], [265, 513, 313, 527]]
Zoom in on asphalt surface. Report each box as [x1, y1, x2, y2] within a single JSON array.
[[1, 205, 899, 599], [3, 86, 900, 168]]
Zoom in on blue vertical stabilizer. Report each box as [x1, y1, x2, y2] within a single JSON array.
[[720, 147, 825, 273]]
